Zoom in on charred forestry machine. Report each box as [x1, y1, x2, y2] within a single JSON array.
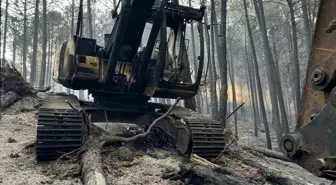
[[36, 0, 227, 161], [280, 0, 336, 179]]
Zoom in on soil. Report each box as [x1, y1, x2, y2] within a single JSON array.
[[0, 98, 332, 185], [102, 146, 182, 185], [0, 103, 81, 185]]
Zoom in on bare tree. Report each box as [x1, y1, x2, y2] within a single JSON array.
[[243, 0, 272, 149], [218, 0, 228, 127], [30, 0, 40, 86], [301, 0, 312, 54], [71, 0, 75, 35], [228, 41, 238, 138], [87, 0, 93, 37], [22, 0, 28, 81], [286, 0, 301, 116], [2, 0, 9, 60], [39, 0, 48, 88]]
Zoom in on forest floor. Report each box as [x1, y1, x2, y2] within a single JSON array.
[[0, 96, 332, 185], [229, 120, 279, 151], [0, 97, 82, 185]]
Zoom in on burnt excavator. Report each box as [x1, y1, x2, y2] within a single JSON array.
[[280, 0, 336, 179], [36, 0, 227, 162]]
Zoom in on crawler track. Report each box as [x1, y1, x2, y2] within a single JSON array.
[[36, 94, 85, 161], [167, 106, 226, 159]]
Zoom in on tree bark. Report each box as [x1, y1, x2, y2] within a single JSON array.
[[284, 16, 298, 120], [71, 0, 75, 35], [87, 0, 93, 38], [12, 35, 17, 67], [254, 0, 283, 146], [46, 32, 52, 87], [2, 0, 9, 60], [239, 80, 246, 121], [218, 0, 228, 127], [210, 0, 219, 119], [0, 91, 21, 109], [301, 0, 312, 54], [244, 0, 272, 149], [82, 139, 106, 185], [244, 36, 258, 137], [39, 0, 48, 88], [205, 85, 209, 114], [270, 27, 290, 134], [287, 0, 301, 117], [170, 147, 331, 185], [22, 0, 28, 81], [228, 45, 238, 138], [30, 0, 40, 86]]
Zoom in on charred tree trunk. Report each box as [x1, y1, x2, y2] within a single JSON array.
[[244, 0, 271, 149], [287, 0, 301, 117], [228, 46, 238, 138], [12, 35, 17, 67], [254, 0, 289, 138], [270, 27, 289, 134], [46, 31, 52, 87], [301, 0, 312, 54], [239, 80, 246, 121], [30, 0, 40, 86], [87, 0, 93, 38], [22, 0, 28, 81], [245, 37, 258, 137], [210, 0, 219, 119], [284, 16, 298, 120], [2, 0, 9, 60], [205, 85, 209, 114], [71, 0, 75, 35], [1, 91, 21, 109], [39, 0, 48, 88], [218, 0, 228, 127]]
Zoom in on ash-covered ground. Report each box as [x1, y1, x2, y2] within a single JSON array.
[[0, 96, 331, 185]]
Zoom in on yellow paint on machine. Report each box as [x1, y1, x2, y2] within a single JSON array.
[[77, 55, 100, 74]]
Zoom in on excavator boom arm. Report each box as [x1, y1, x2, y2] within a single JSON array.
[[281, 0, 336, 179]]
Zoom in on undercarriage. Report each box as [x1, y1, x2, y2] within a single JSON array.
[[36, 93, 226, 161]]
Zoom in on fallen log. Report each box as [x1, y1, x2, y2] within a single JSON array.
[[179, 163, 256, 185], [166, 147, 332, 185], [242, 146, 291, 162], [230, 147, 331, 185], [82, 138, 106, 185], [0, 91, 21, 108]]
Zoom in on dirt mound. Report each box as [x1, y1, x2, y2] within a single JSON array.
[[0, 62, 37, 111], [0, 61, 34, 96]]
